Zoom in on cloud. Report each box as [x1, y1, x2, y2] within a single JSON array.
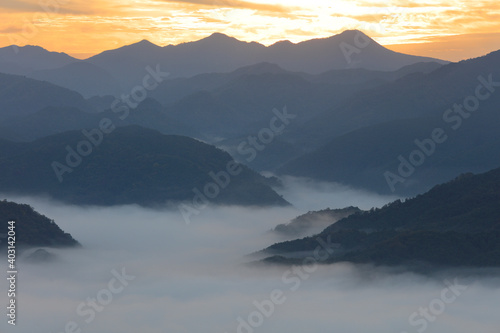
[[386, 32, 500, 62], [158, 0, 293, 13], [0, 193, 499, 333], [1, 0, 499, 59], [0, 0, 93, 14], [0, 26, 23, 33], [274, 176, 400, 211], [0, 0, 45, 13]]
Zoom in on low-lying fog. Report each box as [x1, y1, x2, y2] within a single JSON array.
[[1, 178, 499, 333]]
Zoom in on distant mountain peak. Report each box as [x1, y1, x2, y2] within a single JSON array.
[[331, 29, 373, 42], [1, 44, 69, 56], [270, 40, 295, 48], [137, 39, 157, 46], [339, 29, 367, 36], [126, 39, 161, 50], [18, 44, 43, 50], [208, 32, 230, 39], [200, 32, 241, 44]]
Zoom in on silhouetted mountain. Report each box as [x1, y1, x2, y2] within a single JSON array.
[[0, 72, 93, 120], [0, 56, 443, 173], [0, 107, 99, 141], [280, 50, 500, 195], [147, 60, 443, 171], [312, 61, 443, 85], [0, 31, 447, 100], [297, 49, 500, 146], [148, 62, 302, 107], [262, 166, 500, 267], [85, 39, 166, 93], [0, 200, 79, 248], [84, 30, 446, 92], [0, 126, 288, 207], [0, 99, 193, 142], [29, 61, 122, 97], [0, 45, 77, 74], [265, 30, 446, 73]]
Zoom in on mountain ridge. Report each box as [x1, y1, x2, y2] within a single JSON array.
[[261, 166, 500, 268], [0, 126, 289, 208]]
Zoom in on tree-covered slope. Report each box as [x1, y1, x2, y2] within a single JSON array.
[[262, 166, 500, 267], [0, 200, 78, 248], [0, 126, 288, 207], [0, 72, 92, 120]]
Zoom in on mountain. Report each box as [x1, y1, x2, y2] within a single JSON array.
[[148, 62, 295, 106], [311, 61, 443, 85], [0, 30, 446, 99], [264, 30, 447, 73], [85, 31, 447, 92], [296, 49, 500, 146], [29, 61, 122, 98], [0, 126, 289, 207], [85, 39, 166, 93], [0, 72, 93, 120], [279, 49, 500, 195], [0, 31, 447, 99], [0, 58, 444, 172], [0, 45, 77, 74], [0, 200, 79, 248], [148, 61, 443, 170], [0, 107, 99, 141], [0, 45, 120, 97], [87, 33, 264, 89], [261, 166, 500, 268], [0, 99, 193, 142], [272, 206, 362, 238]]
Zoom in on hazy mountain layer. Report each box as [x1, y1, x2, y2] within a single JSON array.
[[0, 126, 288, 208], [262, 166, 500, 267]]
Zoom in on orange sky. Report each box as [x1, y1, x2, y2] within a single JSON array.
[[1, 0, 500, 61]]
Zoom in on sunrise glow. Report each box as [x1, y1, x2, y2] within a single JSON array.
[[1, 0, 500, 60]]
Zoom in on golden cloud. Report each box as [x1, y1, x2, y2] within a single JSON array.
[[0, 0, 499, 60]]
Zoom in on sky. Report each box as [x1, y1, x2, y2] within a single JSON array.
[[1, 0, 500, 61]]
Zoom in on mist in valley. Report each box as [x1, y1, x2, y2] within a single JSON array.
[[1, 179, 499, 333]]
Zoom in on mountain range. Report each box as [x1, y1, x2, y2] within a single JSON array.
[[280, 49, 500, 195], [0, 30, 447, 97], [0, 126, 288, 207], [261, 166, 500, 268], [1, 29, 499, 212]]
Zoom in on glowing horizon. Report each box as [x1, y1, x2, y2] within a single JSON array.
[[1, 0, 500, 61]]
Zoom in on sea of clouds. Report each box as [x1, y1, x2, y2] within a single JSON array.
[[1, 178, 499, 333]]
